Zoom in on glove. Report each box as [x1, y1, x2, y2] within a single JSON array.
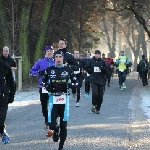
[[8, 92, 15, 103], [38, 70, 45, 75], [71, 83, 78, 88], [100, 66, 105, 71]]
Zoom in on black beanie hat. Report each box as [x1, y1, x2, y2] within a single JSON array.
[[95, 50, 101, 54], [54, 50, 64, 57], [142, 55, 145, 59]]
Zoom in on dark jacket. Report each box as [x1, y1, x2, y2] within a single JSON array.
[[43, 65, 77, 93], [0, 55, 16, 93], [0, 55, 16, 67], [55, 48, 79, 71], [83, 58, 91, 82], [0, 60, 15, 105], [139, 58, 149, 72], [86, 56, 109, 85], [73, 58, 84, 87]]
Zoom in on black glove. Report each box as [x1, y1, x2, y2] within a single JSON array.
[[38, 70, 45, 75], [100, 66, 105, 70], [71, 82, 78, 88], [8, 92, 15, 103]]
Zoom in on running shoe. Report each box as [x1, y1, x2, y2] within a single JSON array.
[[120, 86, 123, 91], [46, 130, 53, 137], [91, 105, 96, 113], [0, 130, 9, 144], [122, 83, 126, 89], [95, 110, 100, 114], [85, 94, 90, 98], [72, 94, 76, 98], [76, 102, 79, 107], [53, 130, 59, 142], [84, 93, 87, 97]]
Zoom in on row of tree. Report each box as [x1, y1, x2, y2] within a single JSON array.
[[0, 0, 150, 83]]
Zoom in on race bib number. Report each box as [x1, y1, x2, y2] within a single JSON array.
[[119, 69, 124, 72], [74, 68, 80, 74], [42, 87, 48, 93], [120, 59, 126, 63], [94, 67, 101, 72], [53, 95, 66, 104]]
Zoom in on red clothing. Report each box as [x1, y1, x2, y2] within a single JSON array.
[[105, 58, 114, 66]]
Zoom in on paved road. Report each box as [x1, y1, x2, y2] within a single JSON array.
[[0, 72, 150, 150]]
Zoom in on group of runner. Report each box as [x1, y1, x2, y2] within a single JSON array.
[[29, 39, 131, 150], [0, 39, 132, 150]]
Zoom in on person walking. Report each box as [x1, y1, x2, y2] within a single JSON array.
[[86, 50, 109, 114], [115, 50, 129, 90], [30, 46, 55, 129], [43, 51, 78, 150], [0, 46, 17, 103], [139, 55, 149, 87], [0, 58, 16, 144], [0, 46, 17, 71]]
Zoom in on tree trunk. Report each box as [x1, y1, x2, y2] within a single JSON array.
[[34, 0, 52, 62], [134, 56, 138, 71], [111, 15, 117, 58], [140, 26, 147, 58], [0, 2, 11, 47], [19, 0, 32, 83]]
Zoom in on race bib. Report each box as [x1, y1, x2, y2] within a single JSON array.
[[74, 68, 80, 74], [119, 69, 124, 72], [94, 67, 101, 72], [53, 95, 66, 104], [120, 59, 126, 63], [42, 87, 48, 93]]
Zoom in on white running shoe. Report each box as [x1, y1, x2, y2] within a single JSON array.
[[72, 94, 76, 98], [76, 102, 79, 107]]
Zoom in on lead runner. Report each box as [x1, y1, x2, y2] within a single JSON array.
[[42, 50, 78, 150]]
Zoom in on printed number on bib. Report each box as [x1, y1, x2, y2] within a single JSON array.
[[120, 59, 126, 63], [53, 95, 66, 104], [74, 68, 80, 74], [42, 87, 48, 93], [94, 67, 101, 72], [119, 69, 124, 72]]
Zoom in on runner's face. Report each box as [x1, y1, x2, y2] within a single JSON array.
[[45, 49, 53, 58], [3, 49, 9, 57], [95, 53, 100, 59], [107, 54, 111, 58], [86, 53, 90, 58], [58, 40, 66, 49], [120, 51, 124, 56], [55, 54, 63, 66], [74, 51, 79, 59]]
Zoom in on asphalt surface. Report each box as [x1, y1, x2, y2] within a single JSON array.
[[0, 72, 150, 150]]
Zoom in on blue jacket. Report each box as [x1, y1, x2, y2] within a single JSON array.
[[30, 57, 55, 88]]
